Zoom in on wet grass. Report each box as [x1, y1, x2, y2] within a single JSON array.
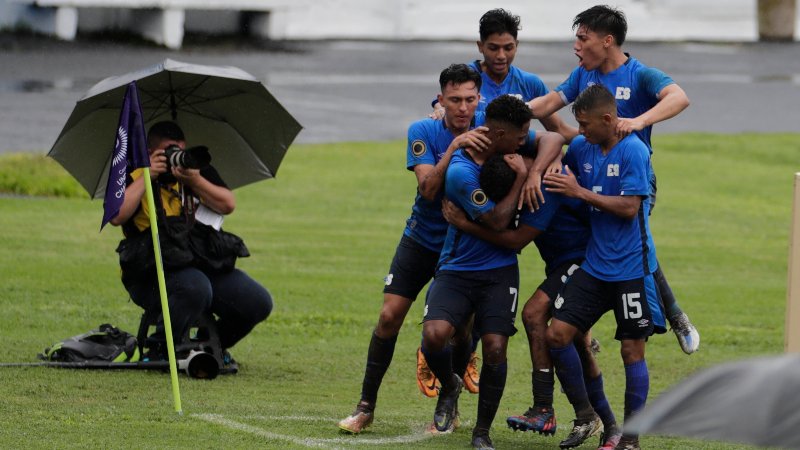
[[0, 134, 797, 449]]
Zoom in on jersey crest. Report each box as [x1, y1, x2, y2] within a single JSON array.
[[411, 139, 427, 157], [470, 189, 488, 207]]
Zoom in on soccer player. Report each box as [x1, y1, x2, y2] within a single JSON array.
[[430, 8, 578, 211], [433, 9, 576, 136], [337, 63, 491, 434], [417, 7, 580, 398], [442, 157, 618, 449], [543, 84, 663, 450], [421, 95, 566, 450], [527, 4, 699, 355]]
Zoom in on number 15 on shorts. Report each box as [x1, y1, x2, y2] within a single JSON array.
[[621, 292, 642, 319]]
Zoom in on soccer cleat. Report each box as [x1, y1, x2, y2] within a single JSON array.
[[337, 402, 374, 434], [416, 347, 440, 397], [613, 436, 641, 450], [471, 430, 495, 450], [464, 351, 480, 394], [559, 415, 603, 449], [433, 374, 463, 433], [506, 406, 557, 435], [425, 405, 460, 435], [597, 424, 623, 450], [669, 311, 700, 354]]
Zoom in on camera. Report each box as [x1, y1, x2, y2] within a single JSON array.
[[164, 144, 211, 170]]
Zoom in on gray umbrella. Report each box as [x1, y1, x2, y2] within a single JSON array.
[[624, 353, 800, 448], [48, 58, 302, 198]]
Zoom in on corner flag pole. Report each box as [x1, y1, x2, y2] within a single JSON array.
[[786, 172, 800, 353], [142, 172, 183, 414], [103, 81, 182, 414]]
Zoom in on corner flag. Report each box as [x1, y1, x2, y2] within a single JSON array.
[[101, 81, 149, 230]]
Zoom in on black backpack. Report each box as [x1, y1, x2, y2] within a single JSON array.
[[39, 324, 140, 363]]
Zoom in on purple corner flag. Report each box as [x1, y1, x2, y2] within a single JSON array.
[[101, 81, 150, 230]]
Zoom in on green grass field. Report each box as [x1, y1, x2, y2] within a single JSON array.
[[0, 133, 797, 449]]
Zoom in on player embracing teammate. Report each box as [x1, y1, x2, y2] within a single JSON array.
[[339, 5, 698, 450]]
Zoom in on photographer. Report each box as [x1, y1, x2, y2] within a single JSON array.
[[110, 121, 273, 362]]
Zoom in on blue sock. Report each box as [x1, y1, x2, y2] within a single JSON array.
[[550, 344, 592, 417], [421, 344, 455, 390], [624, 359, 649, 419], [585, 374, 616, 428]]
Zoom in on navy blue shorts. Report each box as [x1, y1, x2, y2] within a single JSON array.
[[552, 267, 655, 341], [423, 264, 519, 337], [537, 258, 583, 302], [382, 235, 440, 300]]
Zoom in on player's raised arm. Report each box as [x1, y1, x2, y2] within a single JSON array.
[[616, 78, 690, 138]]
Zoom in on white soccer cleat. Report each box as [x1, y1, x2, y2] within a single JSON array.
[[670, 312, 700, 354]]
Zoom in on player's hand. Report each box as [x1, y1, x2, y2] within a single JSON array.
[[504, 153, 527, 175], [148, 149, 167, 179], [544, 165, 581, 198], [454, 127, 491, 152], [616, 117, 646, 138], [428, 104, 446, 120], [545, 160, 563, 175], [442, 198, 468, 228], [519, 171, 544, 212]]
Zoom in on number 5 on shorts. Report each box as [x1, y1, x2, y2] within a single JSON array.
[[622, 292, 642, 319]]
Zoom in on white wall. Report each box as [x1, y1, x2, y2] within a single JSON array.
[[2, 0, 798, 42]]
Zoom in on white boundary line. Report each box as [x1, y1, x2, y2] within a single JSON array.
[[192, 413, 435, 448]]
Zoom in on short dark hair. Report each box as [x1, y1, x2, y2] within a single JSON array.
[[147, 121, 184, 148], [479, 154, 516, 202], [439, 63, 482, 92], [573, 5, 627, 46], [571, 84, 616, 116], [486, 95, 533, 129], [479, 8, 521, 41]]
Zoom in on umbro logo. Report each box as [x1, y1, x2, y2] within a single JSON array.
[[583, 163, 592, 173]]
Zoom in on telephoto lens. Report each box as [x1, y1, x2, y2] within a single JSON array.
[[163, 145, 211, 170]]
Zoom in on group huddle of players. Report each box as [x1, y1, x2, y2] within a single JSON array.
[[338, 6, 700, 450]]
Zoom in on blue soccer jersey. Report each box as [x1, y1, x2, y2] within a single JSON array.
[[438, 149, 518, 271], [523, 193, 590, 273], [555, 56, 674, 150], [403, 112, 486, 252], [468, 61, 550, 112], [563, 134, 657, 281]]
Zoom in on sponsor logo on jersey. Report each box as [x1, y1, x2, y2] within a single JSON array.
[[411, 139, 427, 157], [471, 189, 488, 206], [583, 163, 593, 173]]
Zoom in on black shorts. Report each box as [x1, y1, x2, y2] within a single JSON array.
[[552, 268, 654, 340], [382, 235, 440, 300], [537, 258, 583, 301], [423, 264, 519, 337]]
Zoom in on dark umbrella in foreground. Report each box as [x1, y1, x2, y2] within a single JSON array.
[[48, 58, 302, 198], [625, 353, 800, 448]]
